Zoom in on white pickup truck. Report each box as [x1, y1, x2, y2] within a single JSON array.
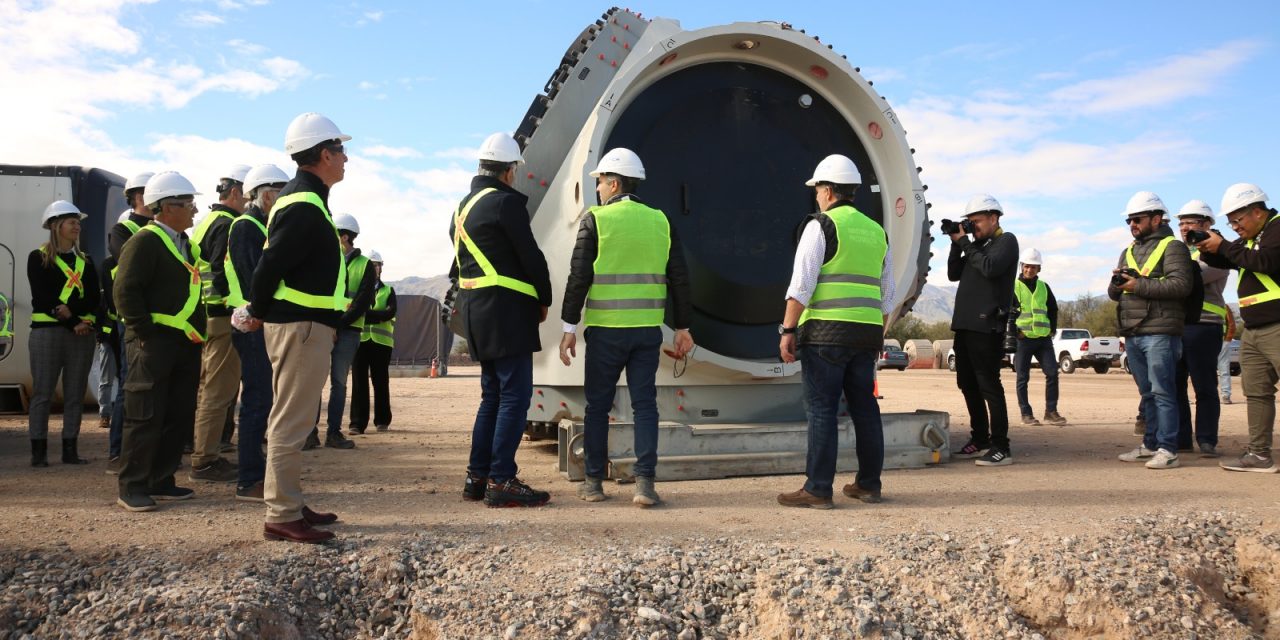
[[1054, 328, 1123, 374]]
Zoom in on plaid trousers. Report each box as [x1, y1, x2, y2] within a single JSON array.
[[28, 327, 96, 439]]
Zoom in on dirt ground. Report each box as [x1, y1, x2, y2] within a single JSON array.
[[2, 366, 1278, 556]]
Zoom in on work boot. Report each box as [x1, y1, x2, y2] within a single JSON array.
[[1044, 411, 1068, 425], [776, 488, 833, 510], [1021, 414, 1041, 426], [302, 431, 321, 451], [1133, 414, 1145, 436], [633, 476, 660, 507], [97, 415, 111, 429], [463, 472, 487, 502], [325, 432, 356, 450], [578, 477, 607, 502], [484, 477, 550, 508], [61, 438, 89, 464], [30, 439, 48, 467], [841, 482, 883, 504]]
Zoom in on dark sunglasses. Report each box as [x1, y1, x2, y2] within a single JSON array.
[[1125, 213, 1156, 226], [325, 143, 346, 155]]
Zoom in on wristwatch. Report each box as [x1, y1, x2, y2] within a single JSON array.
[[778, 324, 797, 335]]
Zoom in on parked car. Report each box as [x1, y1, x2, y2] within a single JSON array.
[[946, 346, 1015, 372], [877, 344, 909, 371], [1054, 328, 1122, 374]]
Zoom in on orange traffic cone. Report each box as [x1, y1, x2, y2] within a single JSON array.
[[430, 358, 439, 378], [874, 376, 883, 400]]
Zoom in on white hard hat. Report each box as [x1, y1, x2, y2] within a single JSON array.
[[243, 164, 290, 195], [125, 171, 154, 192], [143, 171, 201, 207], [42, 200, 86, 227], [284, 112, 351, 155], [1124, 191, 1166, 216], [1020, 248, 1043, 266], [1220, 183, 1269, 217], [590, 148, 646, 180], [221, 164, 252, 183], [117, 209, 132, 224], [804, 154, 861, 186], [964, 194, 1003, 216], [368, 250, 383, 263], [333, 213, 360, 234], [1176, 199, 1214, 219], [478, 132, 523, 164]]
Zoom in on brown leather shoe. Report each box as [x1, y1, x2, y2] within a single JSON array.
[[264, 519, 334, 544], [776, 488, 834, 510], [841, 483, 883, 503], [302, 505, 338, 526]]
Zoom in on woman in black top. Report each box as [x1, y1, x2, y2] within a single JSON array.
[[27, 200, 100, 467]]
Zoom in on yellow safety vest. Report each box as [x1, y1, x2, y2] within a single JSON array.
[[1190, 249, 1229, 326], [31, 248, 96, 325], [361, 284, 395, 347], [189, 209, 235, 306], [346, 254, 370, 329], [222, 215, 268, 308], [799, 206, 886, 327], [132, 226, 206, 343], [0, 293, 12, 338], [584, 199, 671, 328], [1236, 213, 1280, 308], [1121, 236, 1176, 296], [452, 188, 538, 299], [266, 192, 349, 311], [1014, 279, 1051, 338]]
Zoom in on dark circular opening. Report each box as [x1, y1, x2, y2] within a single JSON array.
[[605, 61, 879, 360]]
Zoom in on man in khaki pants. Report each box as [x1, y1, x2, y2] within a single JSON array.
[[245, 112, 352, 543], [188, 165, 250, 482]]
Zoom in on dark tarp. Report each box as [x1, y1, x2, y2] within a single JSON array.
[[390, 295, 453, 369]]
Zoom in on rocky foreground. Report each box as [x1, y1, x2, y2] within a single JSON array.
[[2, 513, 1277, 639]]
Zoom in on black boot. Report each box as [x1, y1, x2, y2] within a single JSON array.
[[31, 439, 48, 467], [62, 438, 89, 465]]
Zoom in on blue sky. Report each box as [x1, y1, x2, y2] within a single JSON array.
[[3, 0, 1278, 300]]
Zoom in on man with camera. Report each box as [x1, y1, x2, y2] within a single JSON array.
[[1110, 191, 1193, 470], [1193, 184, 1280, 473], [1012, 248, 1066, 426], [1175, 200, 1227, 457], [946, 194, 1019, 466]]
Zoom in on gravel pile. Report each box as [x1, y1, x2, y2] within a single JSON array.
[[2, 513, 1276, 639]]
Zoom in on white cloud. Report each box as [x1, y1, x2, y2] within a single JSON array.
[[216, 0, 269, 9], [262, 56, 308, 81], [226, 38, 266, 55], [364, 10, 383, 22], [432, 146, 479, 161], [403, 167, 474, 196], [186, 11, 225, 26], [357, 80, 380, 91], [363, 145, 423, 160]]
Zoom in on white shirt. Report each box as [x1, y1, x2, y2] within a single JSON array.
[[785, 219, 895, 314]]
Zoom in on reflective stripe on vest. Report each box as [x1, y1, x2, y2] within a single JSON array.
[[452, 188, 539, 299], [0, 294, 12, 337], [1239, 214, 1280, 308], [799, 205, 886, 327], [1014, 279, 1052, 338], [346, 254, 370, 329], [190, 209, 235, 306], [361, 284, 395, 347], [584, 199, 671, 328], [223, 215, 267, 308], [32, 248, 96, 325], [136, 226, 205, 344], [110, 219, 143, 280], [266, 192, 349, 311], [1122, 235, 1176, 296]]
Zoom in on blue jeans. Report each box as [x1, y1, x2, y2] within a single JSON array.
[[467, 353, 533, 482], [583, 326, 661, 479], [1127, 334, 1182, 453], [325, 329, 361, 437], [109, 321, 127, 458], [1014, 336, 1058, 416], [97, 343, 117, 418], [232, 329, 272, 489], [1178, 323, 1223, 448], [800, 345, 883, 498], [1217, 340, 1233, 398]]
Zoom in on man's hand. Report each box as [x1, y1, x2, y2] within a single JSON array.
[[242, 317, 263, 332], [1114, 269, 1138, 293], [948, 230, 966, 243], [54, 305, 72, 320], [1197, 230, 1225, 254], [671, 328, 694, 358], [780, 334, 797, 363], [72, 322, 92, 336], [540, 305, 549, 323], [559, 332, 576, 366]]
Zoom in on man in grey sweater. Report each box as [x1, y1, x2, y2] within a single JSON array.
[[1110, 192, 1193, 470]]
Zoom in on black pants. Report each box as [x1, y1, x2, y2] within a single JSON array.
[[118, 333, 201, 498], [351, 341, 392, 429], [954, 330, 1010, 451]]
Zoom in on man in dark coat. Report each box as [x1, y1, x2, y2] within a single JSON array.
[[449, 132, 553, 508]]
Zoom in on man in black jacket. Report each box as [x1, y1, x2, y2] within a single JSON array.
[[450, 132, 553, 508], [1109, 191, 1192, 471], [948, 194, 1019, 466], [1196, 183, 1280, 473], [247, 112, 350, 544], [558, 148, 694, 507]]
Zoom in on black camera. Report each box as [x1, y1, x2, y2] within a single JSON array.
[[1110, 268, 1140, 287], [1003, 309, 1020, 353], [940, 218, 975, 235], [1185, 229, 1210, 244]]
